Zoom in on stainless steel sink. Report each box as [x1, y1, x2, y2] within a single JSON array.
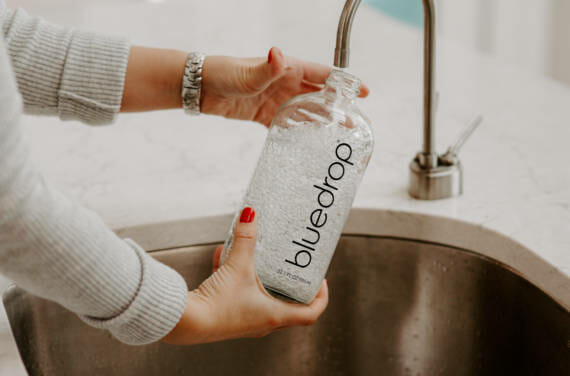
[[3, 209, 569, 375]]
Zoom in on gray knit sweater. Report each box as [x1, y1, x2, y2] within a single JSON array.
[[0, 3, 188, 345]]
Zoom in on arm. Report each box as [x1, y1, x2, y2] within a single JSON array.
[[0, 6, 188, 120], [0, 36, 329, 345], [1, 4, 367, 127], [0, 36, 187, 345], [0, 4, 341, 345], [122, 46, 369, 126], [120, 46, 187, 112], [0, 3, 185, 118], [0, 5, 129, 124]]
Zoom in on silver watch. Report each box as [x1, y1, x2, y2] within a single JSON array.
[[181, 52, 205, 116]]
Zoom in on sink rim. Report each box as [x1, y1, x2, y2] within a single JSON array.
[[114, 208, 569, 310], [4, 232, 569, 376]]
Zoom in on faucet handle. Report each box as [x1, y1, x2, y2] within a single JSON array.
[[440, 115, 483, 165]]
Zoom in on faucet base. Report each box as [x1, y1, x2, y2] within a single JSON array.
[[409, 159, 463, 200]]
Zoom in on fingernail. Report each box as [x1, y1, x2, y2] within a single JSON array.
[[240, 207, 255, 223], [325, 279, 328, 287], [268, 48, 273, 64]]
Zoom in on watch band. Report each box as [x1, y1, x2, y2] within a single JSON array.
[[181, 52, 205, 116]]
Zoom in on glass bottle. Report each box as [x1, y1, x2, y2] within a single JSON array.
[[221, 69, 374, 303]]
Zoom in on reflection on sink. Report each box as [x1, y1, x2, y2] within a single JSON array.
[[3, 210, 569, 375]]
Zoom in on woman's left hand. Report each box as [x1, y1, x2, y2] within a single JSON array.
[[201, 47, 369, 127], [162, 207, 329, 345]]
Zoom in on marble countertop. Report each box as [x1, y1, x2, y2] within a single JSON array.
[[1, 0, 569, 373], [16, 0, 568, 272]]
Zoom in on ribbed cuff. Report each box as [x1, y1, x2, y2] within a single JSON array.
[[80, 240, 188, 345], [2, 8, 72, 116], [2, 7, 130, 124], [58, 31, 130, 125]]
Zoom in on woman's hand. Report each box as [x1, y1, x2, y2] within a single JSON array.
[[162, 207, 329, 345], [120, 46, 368, 125], [201, 47, 369, 126]]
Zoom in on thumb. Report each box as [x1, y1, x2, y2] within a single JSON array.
[[227, 207, 257, 269], [246, 47, 286, 92]]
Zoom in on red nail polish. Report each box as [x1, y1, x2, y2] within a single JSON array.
[[268, 48, 273, 64], [325, 279, 328, 287], [240, 207, 255, 223]]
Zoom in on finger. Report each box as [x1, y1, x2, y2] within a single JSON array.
[[301, 80, 324, 93], [302, 61, 369, 98], [302, 61, 332, 84], [278, 280, 329, 326], [304, 81, 367, 98], [287, 101, 332, 124], [268, 47, 286, 75], [245, 47, 286, 92], [212, 245, 223, 273], [227, 207, 257, 269], [358, 83, 370, 98], [301, 80, 325, 91]]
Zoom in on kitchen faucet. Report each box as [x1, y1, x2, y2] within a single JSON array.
[[334, 0, 481, 200]]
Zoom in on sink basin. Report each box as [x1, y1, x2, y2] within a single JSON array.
[[3, 209, 569, 375]]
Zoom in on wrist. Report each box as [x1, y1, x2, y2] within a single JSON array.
[[121, 46, 187, 112], [161, 49, 188, 109], [161, 291, 213, 345]]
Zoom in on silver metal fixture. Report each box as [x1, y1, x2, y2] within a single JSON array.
[[333, 0, 362, 68], [409, 114, 483, 199], [439, 115, 483, 166], [334, 0, 481, 200]]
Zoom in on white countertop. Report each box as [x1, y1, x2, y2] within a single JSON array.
[[1, 0, 569, 373]]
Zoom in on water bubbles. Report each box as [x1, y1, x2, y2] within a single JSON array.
[[223, 124, 372, 302]]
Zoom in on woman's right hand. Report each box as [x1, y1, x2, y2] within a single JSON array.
[[200, 47, 369, 127], [162, 207, 329, 345]]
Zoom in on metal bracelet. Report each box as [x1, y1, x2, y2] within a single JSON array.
[[181, 52, 205, 116]]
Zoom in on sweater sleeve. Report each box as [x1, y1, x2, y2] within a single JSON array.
[[0, 4, 129, 125], [0, 35, 188, 345]]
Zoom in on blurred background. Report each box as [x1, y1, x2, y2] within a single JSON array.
[[7, 0, 570, 87], [364, 0, 570, 86]]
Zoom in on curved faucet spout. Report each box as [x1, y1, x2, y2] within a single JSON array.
[[334, 0, 362, 69], [334, 0, 438, 168]]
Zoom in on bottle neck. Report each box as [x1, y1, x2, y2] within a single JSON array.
[[324, 69, 361, 101]]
